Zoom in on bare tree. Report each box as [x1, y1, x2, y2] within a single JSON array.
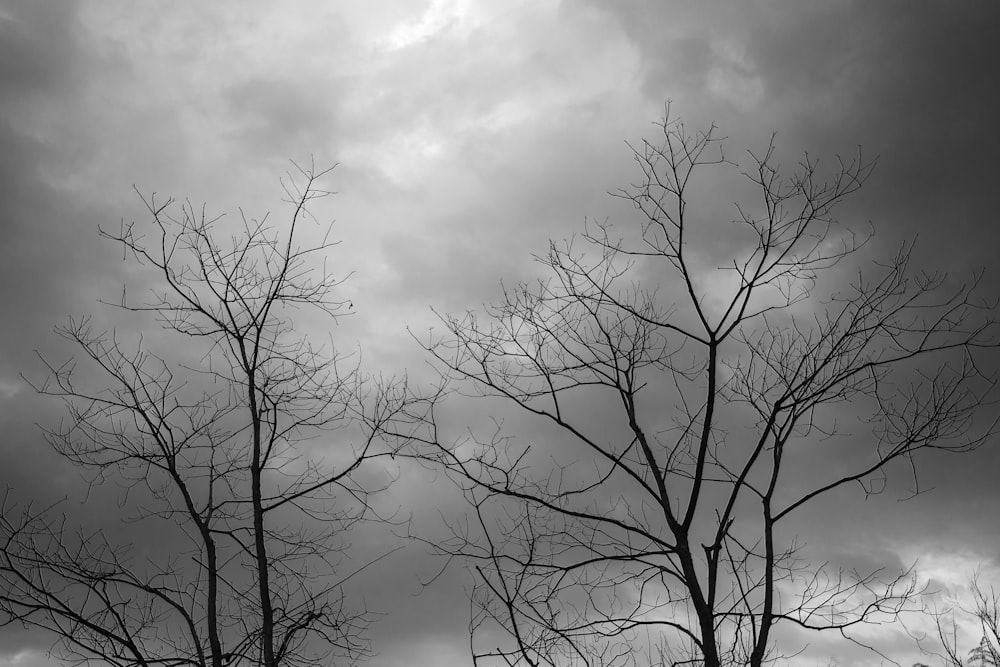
[[415, 110, 1000, 666], [922, 577, 1000, 667], [1, 162, 413, 667]]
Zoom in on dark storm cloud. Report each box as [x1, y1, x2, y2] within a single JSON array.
[[594, 0, 1000, 265], [0, 4, 75, 95], [0, 3, 91, 320], [0, 3, 125, 503], [748, 2, 1000, 269], [0, 9, 111, 652], [2, 2, 999, 665], [0, 1, 143, 358]]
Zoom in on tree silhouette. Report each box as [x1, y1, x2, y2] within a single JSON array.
[[930, 578, 1000, 667], [415, 109, 1000, 666], [1, 162, 415, 667]]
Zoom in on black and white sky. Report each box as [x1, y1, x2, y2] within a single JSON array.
[[2, 2, 1000, 666]]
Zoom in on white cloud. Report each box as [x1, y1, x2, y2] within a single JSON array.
[[382, 0, 472, 50]]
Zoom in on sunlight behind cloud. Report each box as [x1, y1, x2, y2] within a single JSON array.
[[382, 0, 472, 50]]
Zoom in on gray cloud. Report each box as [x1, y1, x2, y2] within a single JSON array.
[[2, 2, 998, 666]]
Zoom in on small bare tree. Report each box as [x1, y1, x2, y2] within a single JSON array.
[[1, 162, 412, 667], [416, 110, 1000, 666], [923, 578, 1000, 667]]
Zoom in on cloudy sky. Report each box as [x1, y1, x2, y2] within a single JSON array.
[[2, 2, 1000, 666]]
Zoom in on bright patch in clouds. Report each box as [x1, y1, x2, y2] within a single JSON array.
[[910, 550, 995, 592], [383, 0, 472, 50], [0, 650, 51, 667]]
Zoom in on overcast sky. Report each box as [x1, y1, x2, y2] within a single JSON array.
[[2, 2, 1000, 666]]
